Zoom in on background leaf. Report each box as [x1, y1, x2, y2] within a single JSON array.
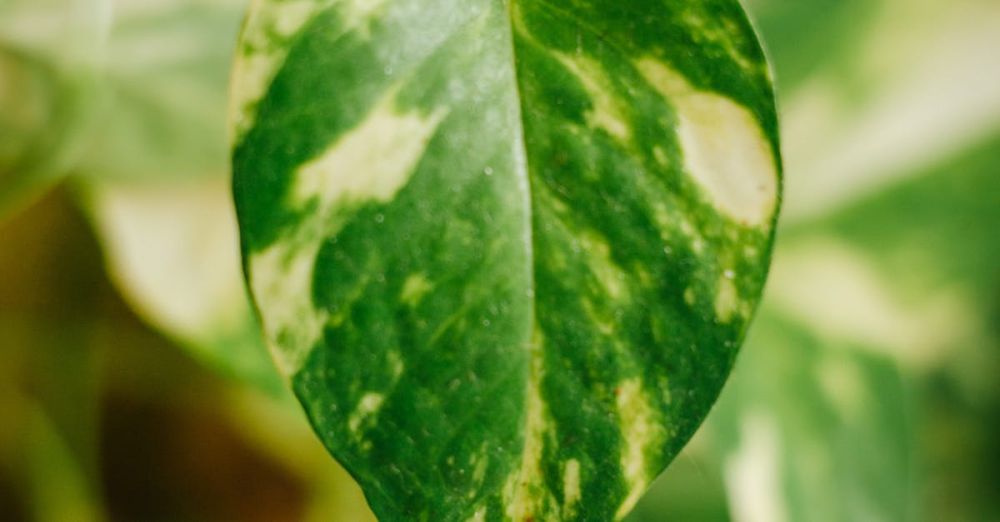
[[0, 0, 109, 219], [66, 0, 281, 391]]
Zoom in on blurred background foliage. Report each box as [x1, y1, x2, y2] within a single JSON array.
[[0, 0, 998, 520]]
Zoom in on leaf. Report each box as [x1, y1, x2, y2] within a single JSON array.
[[705, 129, 1000, 522], [76, 0, 245, 183], [771, 0, 1000, 222], [230, 0, 781, 519], [0, 0, 109, 219], [767, 132, 1000, 521], [79, 179, 282, 392], [69, 0, 281, 391], [712, 308, 914, 522]]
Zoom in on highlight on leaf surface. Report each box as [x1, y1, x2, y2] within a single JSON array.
[[229, 0, 781, 519]]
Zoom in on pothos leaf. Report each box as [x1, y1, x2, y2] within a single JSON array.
[[0, 0, 109, 219], [230, 0, 781, 519]]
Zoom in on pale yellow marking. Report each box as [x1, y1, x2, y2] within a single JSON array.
[[467, 507, 487, 522], [229, 0, 390, 143], [683, 287, 696, 306], [472, 448, 489, 484], [677, 10, 759, 73], [294, 95, 446, 207], [250, 89, 446, 375], [387, 350, 404, 380], [554, 51, 631, 141], [249, 239, 328, 374], [562, 459, 582, 517], [652, 202, 672, 234], [400, 273, 433, 306], [578, 231, 628, 301], [724, 414, 788, 522], [769, 239, 970, 370], [503, 328, 554, 520], [349, 392, 386, 433], [714, 274, 740, 322], [582, 300, 615, 336], [636, 58, 777, 227], [614, 378, 665, 519], [652, 145, 669, 166], [229, 0, 329, 143]]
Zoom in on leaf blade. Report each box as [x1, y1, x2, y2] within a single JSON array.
[[231, 0, 780, 519]]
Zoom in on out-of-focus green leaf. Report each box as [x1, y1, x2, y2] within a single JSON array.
[[752, 0, 1000, 221], [20, 406, 104, 522], [780, 131, 1000, 520], [79, 180, 281, 393], [0, 191, 109, 522], [0, 0, 109, 219], [746, 0, 879, 91], [775, 129, 1000, 381], [77, 0, 244, 183], [232, 0, 780, 519], [709, 129, 1000, 522], [70, 0, 280, 391], [713, 309, 914, 522]]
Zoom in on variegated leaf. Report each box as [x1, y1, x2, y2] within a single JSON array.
[[72, 0, 283, 392], [0, 0, 109, 219], [230, 0, 780, 519]]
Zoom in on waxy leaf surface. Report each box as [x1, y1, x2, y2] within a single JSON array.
[[230, 0, 780, 519]]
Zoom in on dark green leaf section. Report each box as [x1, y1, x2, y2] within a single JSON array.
[[230, 0, 780, 519]]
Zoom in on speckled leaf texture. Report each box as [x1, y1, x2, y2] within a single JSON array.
[[229, 0, 781, 519]]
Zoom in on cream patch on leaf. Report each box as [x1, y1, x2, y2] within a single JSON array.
[[467, 507, 487, 522], [349, 392, 386, 434], [637, 58, 777, 227], [293, 93, 446, 208], [229, 0, 391, 143], [339, 0, 389, 34], [249, 237, 328, 375], [615, 378, 665, 519], [724, 414, 788, 522], [715, 274, 741, 322], [563, 459, 582, 516], [555, 51, 630, 142], [400, 273, 433, 306], [577, 231, 628, 302], [503, 328, 553, 520], [251, 89, 445, 376], [229, 0, 330, 143]]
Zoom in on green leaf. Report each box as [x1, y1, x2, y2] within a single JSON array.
[[230, 0, 781, 519], [703, 130, 1000, 522], [79, 179, 282, 392], [69, 0, 282, 391], [769, 0, 1000, 222], [77, 0, 244, 183], [713, 308, 915, 522], [0, 0, 109, 219], [631, 250, 919, 522]]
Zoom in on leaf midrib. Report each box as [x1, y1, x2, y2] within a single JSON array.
[[500, 0, 553, 510]]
